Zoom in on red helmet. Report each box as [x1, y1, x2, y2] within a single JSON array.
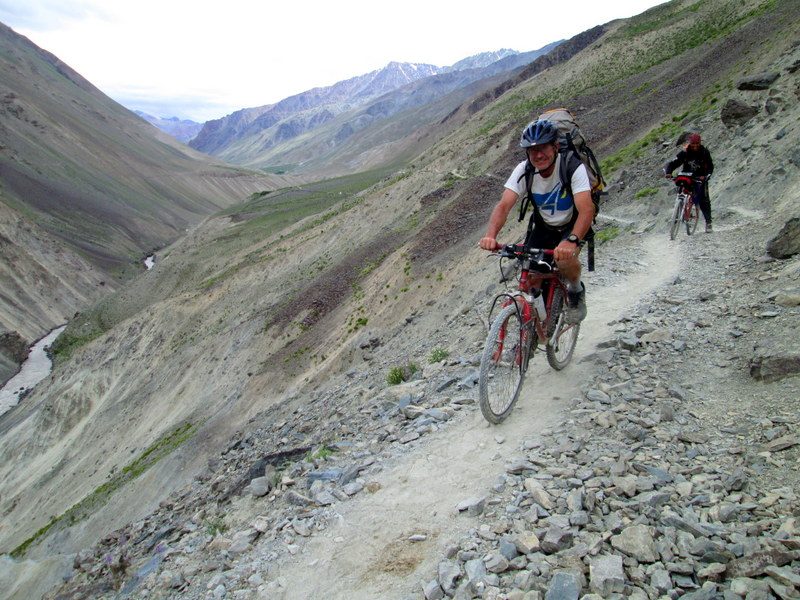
[[689, 133, 702, 144]]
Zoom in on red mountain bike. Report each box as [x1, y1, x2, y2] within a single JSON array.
[[669, 172, 700, 240], [478, 244, 580, 424]]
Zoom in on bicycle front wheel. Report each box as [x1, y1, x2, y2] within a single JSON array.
[[546, 287, 580, 370], [669, 197, 683, 240], [479, 303, 528, 424], [685, 201, 699, 235]]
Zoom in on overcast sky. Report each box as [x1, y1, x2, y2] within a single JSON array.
[[1, 0, 666, 123]]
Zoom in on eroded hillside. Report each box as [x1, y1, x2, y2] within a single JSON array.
[[0, 22, 298, 371]]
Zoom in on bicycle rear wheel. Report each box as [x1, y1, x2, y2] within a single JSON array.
[[685, 201, 699, 235], [479, 303, 528, 424], [669, 197, 683, 240], [546, 286, 580, 370]]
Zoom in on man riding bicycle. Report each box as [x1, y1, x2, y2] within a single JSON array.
[[663, 133, 714, 232], [479, 119, 593, 323]]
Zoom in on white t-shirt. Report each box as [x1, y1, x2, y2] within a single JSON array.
[[504, 156, 591, 227]]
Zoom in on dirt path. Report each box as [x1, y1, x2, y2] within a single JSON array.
[[269, 232, 681, 599]]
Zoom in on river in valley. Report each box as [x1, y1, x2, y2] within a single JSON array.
[[0, 325, 66, 417]]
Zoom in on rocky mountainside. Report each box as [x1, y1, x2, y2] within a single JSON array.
[[0, 23, 296, 381], [0, 0, 798, 598], [188, 44, 561, 175], [133, 111, 204, 143]]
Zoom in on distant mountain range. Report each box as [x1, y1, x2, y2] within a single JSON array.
[[140, 49, 541, 145], [180, 45, 561, 175], [134, 111, 204, 143]]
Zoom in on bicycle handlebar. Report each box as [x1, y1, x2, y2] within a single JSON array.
[[493, 244, 554, 258], [487, 244, 557, 277], [670, 172, 710, 182]]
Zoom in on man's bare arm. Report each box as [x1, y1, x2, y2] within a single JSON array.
[[480, 189, 519, 250]]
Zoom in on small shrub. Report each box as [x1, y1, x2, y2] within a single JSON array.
[[428, 348, 450, 363], [386, 367, 404, 385], [203, 516, 228, 536], [308, 445, 335, 461], [635, 188, 659, 198], [386, 362, 420, 385]]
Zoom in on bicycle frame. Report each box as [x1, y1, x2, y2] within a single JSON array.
[[683, 196, 695, 219], [488, 247, 569, 355], [670, 173, 700, 238], [479, 243, 582, 423]]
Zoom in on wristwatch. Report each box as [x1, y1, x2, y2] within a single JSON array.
[[565, 234, 584, 247]]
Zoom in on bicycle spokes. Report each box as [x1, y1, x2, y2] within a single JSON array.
[[479, 304, 526, 424], [546, 287, 579, 370]]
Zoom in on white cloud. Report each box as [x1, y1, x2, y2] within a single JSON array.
[[1, 0, 667, 122], [0, 0, 105, 29]]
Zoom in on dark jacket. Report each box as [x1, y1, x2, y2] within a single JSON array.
[[664, 145, 714, 177]]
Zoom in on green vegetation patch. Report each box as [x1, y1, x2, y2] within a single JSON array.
[[610, 0, 778, 76], [307, 444, 336, 461], [260, 164, 297, 175], [428, 348, 450, 363], [480, 0, 777, 136], [386, 362, 420, 385], [601, 78, 726, 176], [594, 225, 620, 245], [11, 421, 198, 558], [198, 167, 399, 290], [617, 0, 775, 43], [51, 300, 118, 361], [616, 1, 703, 38]]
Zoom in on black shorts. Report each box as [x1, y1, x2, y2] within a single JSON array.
[[524, 226, 573, 250]]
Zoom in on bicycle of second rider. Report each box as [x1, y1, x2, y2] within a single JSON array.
[[669, 172, 701, 240], [478, 243, 580, 424]]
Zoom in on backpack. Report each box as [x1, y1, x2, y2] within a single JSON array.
[[517, 108, 605, 271], [539, 108, 605, 204]]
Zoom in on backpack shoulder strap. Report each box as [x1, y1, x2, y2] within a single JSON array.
[[518, 161, 536, 224], [560, 150, 582, 198]]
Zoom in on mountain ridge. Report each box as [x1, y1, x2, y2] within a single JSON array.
[[133, 111, 204, 143], [188, 43, 561, 172], [188, 61, 446, 156]]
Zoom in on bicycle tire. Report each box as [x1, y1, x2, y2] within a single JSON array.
[[546, 286, 580, 370], [685, 201, 699, 235], [479, 303, 528, 424], [669, 196, 683, 240]]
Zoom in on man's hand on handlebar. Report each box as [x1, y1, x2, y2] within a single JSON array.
[[479, 237, 502, 251], [553, 239, 579, 262]]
